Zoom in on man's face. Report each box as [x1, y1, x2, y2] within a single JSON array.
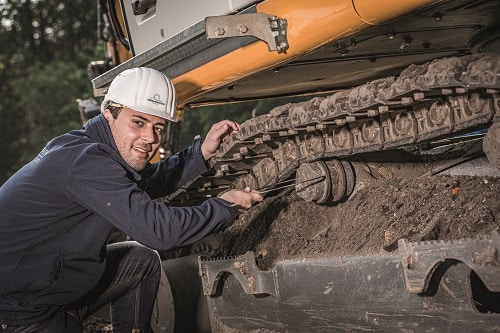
[[104, 107, 166, 171]]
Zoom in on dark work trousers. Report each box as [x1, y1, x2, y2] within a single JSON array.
[[1, 241, 162, 333]]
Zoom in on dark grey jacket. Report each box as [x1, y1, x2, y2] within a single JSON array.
[[0, 114, 236, 325]]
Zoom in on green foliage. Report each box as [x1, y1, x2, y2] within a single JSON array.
[[0, 0, 98, 183], [8, 62, 92, 172], [1, 0, 98, 66]]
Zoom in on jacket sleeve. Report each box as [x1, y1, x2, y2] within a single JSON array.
[[65, 145, 238, 251], [138, 137, 209, 199]]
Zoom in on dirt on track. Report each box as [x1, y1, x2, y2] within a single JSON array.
[[215, 161, 500, 270]]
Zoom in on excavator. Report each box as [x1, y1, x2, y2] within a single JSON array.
[[78, 0, 500, 332]]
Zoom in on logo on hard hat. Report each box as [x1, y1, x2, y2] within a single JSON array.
[[147, 94, 165, 106]]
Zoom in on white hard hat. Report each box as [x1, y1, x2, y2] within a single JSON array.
[[101, 67, 178, 122]]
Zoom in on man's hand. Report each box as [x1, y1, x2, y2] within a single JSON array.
[[201, 119, 240, 160], [220, 187, 263, 212]]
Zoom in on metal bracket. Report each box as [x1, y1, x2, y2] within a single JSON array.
[[205, 13, 288, 53], [198, 251, 279, 297], [398, 230, 500, 293]]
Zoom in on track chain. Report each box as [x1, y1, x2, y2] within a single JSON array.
[[167, 53, 500, 204]]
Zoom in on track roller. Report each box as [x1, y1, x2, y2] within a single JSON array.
[[295, 159, 355, 204]]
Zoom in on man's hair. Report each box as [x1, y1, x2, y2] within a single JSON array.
[[107, 104, 122, 119]]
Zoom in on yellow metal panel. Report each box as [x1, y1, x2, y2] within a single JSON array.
[[173, 0, 441, 107], [353, 0, 440, 25]]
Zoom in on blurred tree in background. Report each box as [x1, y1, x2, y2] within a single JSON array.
[[0, 0, 98, 183], [9, 62, 91, 165]]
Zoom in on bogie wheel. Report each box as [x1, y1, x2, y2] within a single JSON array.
[[323, 159, 355, 204], [295, 159, 355, 204], [295, 161, 331, 203]]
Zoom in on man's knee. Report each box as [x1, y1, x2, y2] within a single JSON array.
[[131, 243, 161, 278], [127, 242, 160, 262], [107, 241, 161, 279]]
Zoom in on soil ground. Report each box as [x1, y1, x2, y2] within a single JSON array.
[[216, 157, 500, 270], [84, 155, 499, 332]]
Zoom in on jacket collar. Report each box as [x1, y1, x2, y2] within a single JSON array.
[[84, 114, 116, 149]]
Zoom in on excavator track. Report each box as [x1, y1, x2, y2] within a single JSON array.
[[167, 53, 500, 205], [198, 231, 500, 332]]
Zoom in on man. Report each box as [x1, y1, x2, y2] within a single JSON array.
[[0, 67, 263, 332]]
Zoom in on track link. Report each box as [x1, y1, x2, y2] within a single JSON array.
[[167, 53, 500, 204]]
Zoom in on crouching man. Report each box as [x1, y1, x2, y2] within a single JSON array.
[[0, 67, 262, 332]]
